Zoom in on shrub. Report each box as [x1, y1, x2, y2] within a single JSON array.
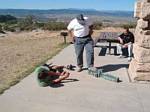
[[0, 24, 2, 31], [93, 22, 103, 30], [2, 23, 17, 32], [36, 22, 45, 28], [43, 21, 67, 31], [17, 15, 36, 31], [120, 23, 136, 29], [0, 15, 17, 23]]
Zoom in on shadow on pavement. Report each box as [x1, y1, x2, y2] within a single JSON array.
[[98, 46, 118, 56], [50, 83, 64, 88], [61, 79, 79, 83], [97, 64, 129, 73], [49, 78, 79, 88]]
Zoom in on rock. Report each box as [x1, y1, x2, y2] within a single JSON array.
[[133, 44, 150, 63], [134, 1, 142, 18], [137, 19, 148, 29], [140, 2, 150, 19], [142, 30, 150, 35], [143, 0, 150, 3], [131, 59, 150, 72], [129, 0, 150, 82], [134, 26, 142, 43], [129, 59, 150, 81], [136, 33, 150, 48], [134, 73, 150, 81]]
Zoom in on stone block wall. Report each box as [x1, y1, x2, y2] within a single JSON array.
[[129, 0, 150, 81]]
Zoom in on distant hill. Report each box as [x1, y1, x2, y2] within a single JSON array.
[[0, 9, 134, 17], [0, 9, 135, 23]]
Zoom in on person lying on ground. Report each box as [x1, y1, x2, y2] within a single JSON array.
[[34, 64, 70, 87]]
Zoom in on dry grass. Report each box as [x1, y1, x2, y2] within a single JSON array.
[[0, 30, 69, 94]]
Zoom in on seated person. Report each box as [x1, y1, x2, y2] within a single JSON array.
[[117, 27, 134, 61], [34, 64, 70, 87]]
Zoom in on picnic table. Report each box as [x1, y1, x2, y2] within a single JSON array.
[[96, 32, 121, 54]]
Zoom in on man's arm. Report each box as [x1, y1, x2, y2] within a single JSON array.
[[67, 19, 75, 43], [68, 30, 75, 43], [118, 36, 123, 44], [53, 72, 70, 83]]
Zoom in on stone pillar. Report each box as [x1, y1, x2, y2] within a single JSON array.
[[129, 0, 150, 81]]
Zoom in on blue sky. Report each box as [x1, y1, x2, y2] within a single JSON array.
[[0, 0, 136, 11]]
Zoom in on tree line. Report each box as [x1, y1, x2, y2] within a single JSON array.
[[0, 14, 136, 33]]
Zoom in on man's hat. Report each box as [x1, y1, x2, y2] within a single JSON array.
[[76, 14, 85, 21], [76, 14, 86, 25]]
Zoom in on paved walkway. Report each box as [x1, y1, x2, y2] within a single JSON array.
[[0, 44, 150, 112]]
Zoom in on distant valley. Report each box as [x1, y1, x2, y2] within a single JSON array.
[[0, 9, 136, 24]]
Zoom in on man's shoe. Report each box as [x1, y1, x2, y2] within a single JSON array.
[[76, 67, 82, 72], [119, 55, 124, 58], [128, 57, 132, 62]]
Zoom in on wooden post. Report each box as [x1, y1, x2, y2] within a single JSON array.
[[60, 32, 68, 44], [63, 36, 67, 44]]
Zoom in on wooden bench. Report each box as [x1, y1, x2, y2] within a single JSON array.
[[96, 32, 121, 55]]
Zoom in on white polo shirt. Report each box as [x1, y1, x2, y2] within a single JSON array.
[[67, 17, 93, 37]]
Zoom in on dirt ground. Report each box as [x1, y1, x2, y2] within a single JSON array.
[[0, 27, 125, 93]]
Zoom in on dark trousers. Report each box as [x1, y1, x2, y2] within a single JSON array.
[[74, 36, 94, 68]]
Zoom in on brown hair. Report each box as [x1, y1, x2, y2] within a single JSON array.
[[38, 71, 48, 79]]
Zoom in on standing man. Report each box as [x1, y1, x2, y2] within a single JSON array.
[[67, 14, 94, 72], [117, 27, 135, 61]]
